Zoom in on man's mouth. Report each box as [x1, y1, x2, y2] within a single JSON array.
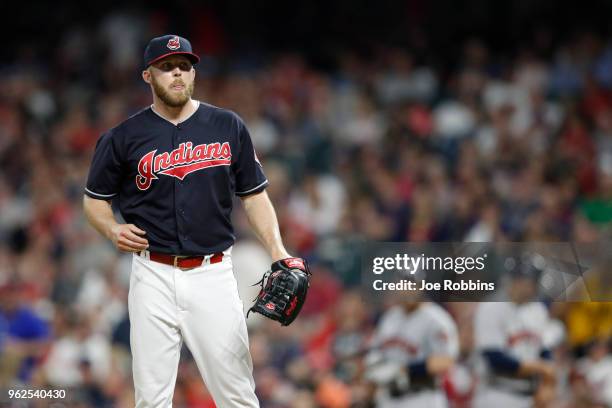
[[170, 83, 185, 91]]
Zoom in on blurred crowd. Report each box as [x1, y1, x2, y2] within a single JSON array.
[[1, 9, 612, 408]]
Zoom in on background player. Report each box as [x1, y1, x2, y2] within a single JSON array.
[[82, 34, 305, 407], [364, 290, 459, 407], [569, 338, 612, 407], [473, 259, 563, 408]]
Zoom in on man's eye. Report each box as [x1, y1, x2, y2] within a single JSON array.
[[179, 63, 191, 71], [161, 63, 172, 71]]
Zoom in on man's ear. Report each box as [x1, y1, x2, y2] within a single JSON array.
[[142, 69, 151, 84]]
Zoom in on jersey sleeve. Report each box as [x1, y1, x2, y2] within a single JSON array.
[[84, 130, 123, 200], [475, 302, 506, 349], [370, 307, 402, 347], [429, 312, 460, 358], [233, 120, 268, 197]]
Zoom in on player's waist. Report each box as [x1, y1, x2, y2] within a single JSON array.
[[129, 227, 236, 259], [137, 249, 225, 269]]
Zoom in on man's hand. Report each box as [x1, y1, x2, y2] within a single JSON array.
[[109, 224, 149, 252], [83, 196, 149, 253]]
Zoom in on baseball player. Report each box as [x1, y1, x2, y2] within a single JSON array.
[[364, 296, 459, 407], [473, 261, 560, 408], [83, 34, 306, 407], [571, 339, 612, 407]]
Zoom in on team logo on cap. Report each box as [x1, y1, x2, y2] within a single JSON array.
[[167, 36, 181, 50]]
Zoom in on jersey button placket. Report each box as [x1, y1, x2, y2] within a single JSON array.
[[173, 121, 187, 310], [173, 126, 188, 246]]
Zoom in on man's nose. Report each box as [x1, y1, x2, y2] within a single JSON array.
[[172, 67, 182, 76]]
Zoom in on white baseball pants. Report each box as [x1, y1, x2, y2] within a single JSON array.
[[376, 390, 448, 407], [129, 248, 259, 407], [473, 387, 532, 408]]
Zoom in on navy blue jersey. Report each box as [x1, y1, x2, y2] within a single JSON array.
[[85, 102, 268, 255]]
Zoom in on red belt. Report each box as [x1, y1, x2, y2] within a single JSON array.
[[147, 252, 223, 269]]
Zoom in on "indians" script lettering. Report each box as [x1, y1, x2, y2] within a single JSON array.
[[136, 141, 232, 190]]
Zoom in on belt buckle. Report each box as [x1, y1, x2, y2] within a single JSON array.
[[173, 255, 188, 268]]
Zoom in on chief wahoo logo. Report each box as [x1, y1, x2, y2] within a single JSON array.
[[167, 36, 180, 50]]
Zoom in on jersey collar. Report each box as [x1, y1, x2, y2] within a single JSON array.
[[150, 100, 201, 126]]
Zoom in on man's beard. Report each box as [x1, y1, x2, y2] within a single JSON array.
[[151, 76, 194, 107]]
